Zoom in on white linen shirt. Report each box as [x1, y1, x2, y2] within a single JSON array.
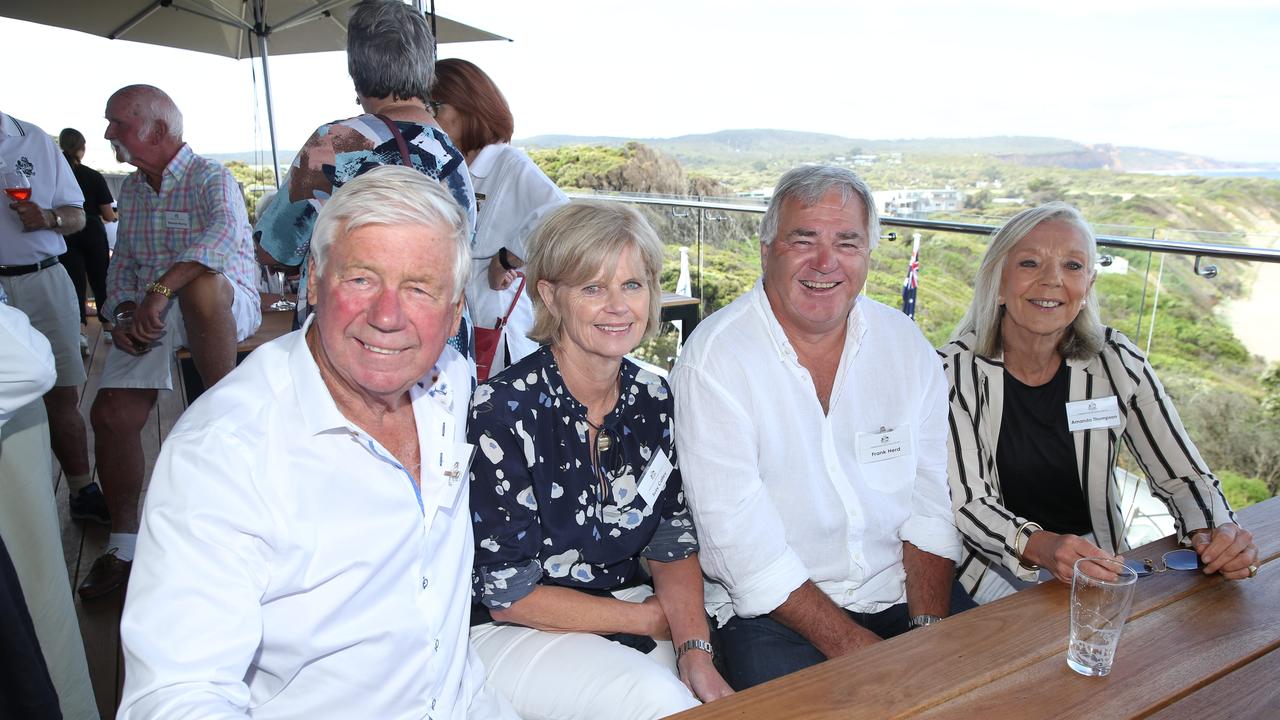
[[670, 280, 961, 624], [464, 143, 567, 367], [0, 301, 55, 427], [119, 319, 515, 720]]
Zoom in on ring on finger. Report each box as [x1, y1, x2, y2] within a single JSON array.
[[1248, 564, 1259, 579]]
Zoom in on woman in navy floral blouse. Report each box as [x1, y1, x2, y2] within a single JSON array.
[[468, 201, 733, 719]]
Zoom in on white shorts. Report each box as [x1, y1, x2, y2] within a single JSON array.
[[100, 278, 258, 391], [0, 261, 86, 387], [470, 584, 699, 720]]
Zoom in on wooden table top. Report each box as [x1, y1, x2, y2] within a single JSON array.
[[662, 291, 700, 308], [673, 496, 1280, 720]]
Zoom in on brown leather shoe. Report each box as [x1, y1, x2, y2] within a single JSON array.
[[78, 551, 132, 600]]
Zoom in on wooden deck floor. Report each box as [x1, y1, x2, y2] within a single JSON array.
[[53, 320, 186, 719]]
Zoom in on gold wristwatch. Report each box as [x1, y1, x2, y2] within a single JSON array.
[[145, 281, 175, 299]]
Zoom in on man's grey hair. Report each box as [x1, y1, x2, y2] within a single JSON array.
[[346, 0, 436, 105], [953, 201, 1104, 359], [760, 165, 880, 249], [111, 84, 183, 140], [310, 166, 469, 303]]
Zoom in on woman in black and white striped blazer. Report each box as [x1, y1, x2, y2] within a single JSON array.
[[938, 202, 1259, 603]]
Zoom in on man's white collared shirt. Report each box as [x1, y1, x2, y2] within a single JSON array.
[[119, 320, 514, 719], [670, 280, 961, 624]]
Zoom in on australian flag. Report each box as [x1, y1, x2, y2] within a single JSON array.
[[901, 233, 921, 320]]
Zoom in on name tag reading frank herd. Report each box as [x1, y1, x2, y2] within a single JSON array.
[[855, 426, 911, 464], [1064, 396, 1121, 432]]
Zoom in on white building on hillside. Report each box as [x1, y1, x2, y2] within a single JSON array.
[[873, 188, 965, 217]]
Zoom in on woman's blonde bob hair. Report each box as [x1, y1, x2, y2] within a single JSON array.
[[953, 201, 1104, 359], [525, 201, 665, 346]]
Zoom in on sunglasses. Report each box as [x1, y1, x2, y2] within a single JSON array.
[[1123, 548, 1202, 577]]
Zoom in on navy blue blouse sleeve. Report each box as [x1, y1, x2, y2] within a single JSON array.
[[469, 379, 546, 609]]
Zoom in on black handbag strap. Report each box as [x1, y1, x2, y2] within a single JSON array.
[[373, 114, 412, 166]]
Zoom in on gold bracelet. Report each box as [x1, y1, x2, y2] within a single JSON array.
[[1013, 520, 1042, 570]]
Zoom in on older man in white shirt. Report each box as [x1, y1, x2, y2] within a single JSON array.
[[670, 165, 975, 690], [119, 167, 515, 719]]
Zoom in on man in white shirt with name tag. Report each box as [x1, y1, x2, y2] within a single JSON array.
[[79, 85, 261, 601], [671, 165, 976, 690], [118, 167, 515, 719]]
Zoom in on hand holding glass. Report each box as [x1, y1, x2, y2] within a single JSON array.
[[3, 170, 31, 203], [1068, 556, 1138, 677], [113, 309, 164, 354]]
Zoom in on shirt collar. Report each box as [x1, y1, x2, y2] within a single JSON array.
[[466, 142, 503, 179], [0, 113, 22, 137], [288, 315, 454, 436], [162, 143, 196, 187], [537, 345, 637, 426], [750, 278, 868, 366]]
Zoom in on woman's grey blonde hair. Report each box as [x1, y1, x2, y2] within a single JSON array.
[[525, 201, 665, 346], [953, 201, 1104, 359]]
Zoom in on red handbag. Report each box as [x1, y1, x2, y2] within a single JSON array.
[[474, 273, 526, 382]]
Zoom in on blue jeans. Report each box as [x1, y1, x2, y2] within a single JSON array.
[[716, 580, 977, 690]]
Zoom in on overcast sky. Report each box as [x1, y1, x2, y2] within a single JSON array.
[[2, 0, 1277, 172]]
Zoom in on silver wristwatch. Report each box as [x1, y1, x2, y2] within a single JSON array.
[[909, 614, 943, 629], [675, 638, 714, 661]]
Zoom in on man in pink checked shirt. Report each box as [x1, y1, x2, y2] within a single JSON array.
[[79, 85, 260, 601]]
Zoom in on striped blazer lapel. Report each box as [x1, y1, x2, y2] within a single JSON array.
[[1068, 354, 1123, 553], [973, 355, 1005, 490]]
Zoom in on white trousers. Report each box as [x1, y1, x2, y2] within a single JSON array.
[[0, 400, 97, 719], [471, 585, 699, 720]]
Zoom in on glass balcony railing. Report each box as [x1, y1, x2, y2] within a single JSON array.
[[571, 190, 1280, 537]]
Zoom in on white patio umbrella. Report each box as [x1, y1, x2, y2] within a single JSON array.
[[0, 0, 509, 184]]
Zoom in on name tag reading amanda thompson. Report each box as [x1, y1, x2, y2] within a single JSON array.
[[1064, 396, 1122, 432]]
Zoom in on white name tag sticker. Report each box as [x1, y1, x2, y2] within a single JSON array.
[[1065, 396, 1122, 432], [164, 211, 191, 230], [856, 426, 911, 464], [637, 450, 673, 507]]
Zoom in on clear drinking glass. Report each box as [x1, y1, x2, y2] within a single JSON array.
[[113, 309, 164, 353], [1068, 556, 1138, 676], [3, 169, 31, 202]]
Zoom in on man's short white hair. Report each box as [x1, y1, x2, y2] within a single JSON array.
[[111, 84, 183, 140], [310, 166, 470, 303]]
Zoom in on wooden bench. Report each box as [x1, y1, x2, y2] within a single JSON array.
[[175, 294, 294, 406]]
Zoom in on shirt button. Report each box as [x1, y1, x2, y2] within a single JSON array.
[[421, 576, 429, 590], [434, 638, 440, 652]]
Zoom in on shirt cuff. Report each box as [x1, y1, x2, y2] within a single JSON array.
[[723, 547, 811, 619], [175, 247, 228, 274], [901, 515, 964, 564], [478, 558, 542, 610], [641, 514, 699, 562]]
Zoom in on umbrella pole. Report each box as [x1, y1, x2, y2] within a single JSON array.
[[257, 31, 282, 188]]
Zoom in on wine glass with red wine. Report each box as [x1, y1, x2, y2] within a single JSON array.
[[3, 169, 31, 202]]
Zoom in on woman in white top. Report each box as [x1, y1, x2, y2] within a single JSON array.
[[430, 59, 568, 378]]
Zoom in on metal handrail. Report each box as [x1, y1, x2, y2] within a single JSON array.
[[569, 192, 1280, 264]]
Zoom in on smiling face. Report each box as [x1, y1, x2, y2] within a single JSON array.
[[539, 243, 650, 368], [998, 218, 1096, 350], [761, 189, 871, 341], [307, 222, 462, 412]]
